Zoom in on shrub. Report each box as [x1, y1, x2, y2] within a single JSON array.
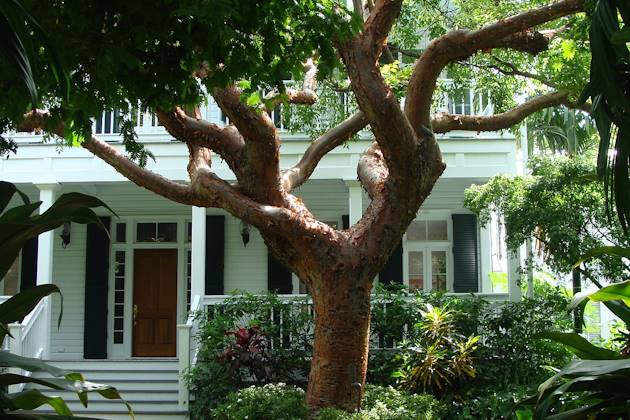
[[188, 293, 313, 416], [394, 304, 480, 396], [475, 287, 572, 387], [211, 383, 308, 420], [316, 385, 445, 420]]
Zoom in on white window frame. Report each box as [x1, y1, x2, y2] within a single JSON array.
[[402, 213, 454, 292]]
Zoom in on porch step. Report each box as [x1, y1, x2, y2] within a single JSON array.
[[27, 360, 187, 418]]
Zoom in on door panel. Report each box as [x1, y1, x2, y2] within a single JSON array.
[[133, 249, 177, 357]]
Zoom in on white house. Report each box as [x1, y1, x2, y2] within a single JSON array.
[[0, 94, 523, 418]]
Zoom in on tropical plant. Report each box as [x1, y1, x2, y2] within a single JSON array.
[[528, 106, 597, 158], [0, 181, 130, 418], [580, 0, 630, 232], [394, 304, 480, 396], [533, 248, 630, 419], [219, 325, 273, 383], [0, 181, 115, 280]]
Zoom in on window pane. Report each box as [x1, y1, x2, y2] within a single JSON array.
[[431, 251, 447, 291], [113, 331, 123, 344], [115, 223, 126, 243], [187, 222, 192, 243], [136, 223, 155, 242], [427, 221, 447, 240], [407, 221, 426, 241], [157, 223, 177, 242], [408, 251, 424, 290]]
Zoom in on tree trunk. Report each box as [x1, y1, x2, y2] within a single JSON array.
[[305, 270, 372, 413]]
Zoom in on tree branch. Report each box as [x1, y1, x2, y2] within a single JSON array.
[[265, 58, 319, 107], [357, 142, 388, 199], [156, 107, 245, 170], [361, 0, 404, 56], [431, 90, 571, 133], [281, 111, 368, 191], [405, 0, 585, 130], [18, 110, 208, 207], [213, 86, 283, 204]]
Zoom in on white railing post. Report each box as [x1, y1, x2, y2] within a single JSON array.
[[177, 323, 192, 408], [35, 184, 58, 360], [346, 180, 363, 225], [191, 207, 206, 299], [8, 323, 23, 393]]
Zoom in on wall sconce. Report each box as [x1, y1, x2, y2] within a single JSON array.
[[60, 222, 71, 248], [240, 222, 251, 247]]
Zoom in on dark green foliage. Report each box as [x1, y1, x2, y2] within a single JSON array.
[[533, 275, 630, 419], [0, 182, 129, 418], [316, 385, 445, 420], [211, 383, 308, 420], [188, 293, 313, 417], [580, 0, 630, 232], [465, 156, 630, 287], [0, 0, 361, 152], [0, 181, 116, 280], [475, 287, 573, 388]]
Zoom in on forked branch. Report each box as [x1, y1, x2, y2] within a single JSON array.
[[281, 111, 368, 191], [405, 0, 585, 129]]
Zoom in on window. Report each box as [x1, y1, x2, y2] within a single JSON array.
[[404, 218, 451, 291], [136, 222, 177, 242], [113, 251, 126, 344], [115, 223, 126, 243]]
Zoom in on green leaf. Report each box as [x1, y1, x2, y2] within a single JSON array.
[[245, 91, 261, 107], [0, 351, 67, 377], [586, 280, 630, 305], [535, 331, 621, 360], [0, 285, 62, 341], [3, 389, 72, 415], [573, 246, 630, 268], [0, 181, 30, 214], [611, 26, 630, 44]]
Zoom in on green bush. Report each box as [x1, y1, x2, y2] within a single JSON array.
[[316, 385, 445, 420], [188, 293, 313, 417], [475, 287, 572, 387], [211, 383, 308, 420]]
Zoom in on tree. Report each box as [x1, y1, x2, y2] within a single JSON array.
[[464, 156, 630, 288], [2, 0, 591, 412]]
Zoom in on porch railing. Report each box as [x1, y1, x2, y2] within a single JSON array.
[[6, 296, 48, 392]]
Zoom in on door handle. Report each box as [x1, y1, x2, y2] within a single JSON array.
[[133, 304, 138, 326]]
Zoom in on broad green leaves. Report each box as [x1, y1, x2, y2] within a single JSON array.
[[0, 181, 116, 280], [580, 0, 630, 232]]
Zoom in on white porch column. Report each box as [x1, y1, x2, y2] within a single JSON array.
[[35, 183, 59, 360], [507, 248, 523, 302], [479, 224, 492, 293], [346, 180, 363, 225], [190, 206, 206, 299]]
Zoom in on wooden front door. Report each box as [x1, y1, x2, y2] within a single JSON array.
[[133, 249, 177, 357]]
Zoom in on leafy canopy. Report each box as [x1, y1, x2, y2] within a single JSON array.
[[465, 156, 630, 285], [0, 0, 359, 141]]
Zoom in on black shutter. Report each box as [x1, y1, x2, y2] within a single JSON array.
[[452, 214, 479, 293], [342, 214, 350, 230], [20, 237, 38, 291], [267, 252, 293, 294], [84, 217, 111, 359], [205, 215, 225, 294], [379, 242, 403, 285]]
